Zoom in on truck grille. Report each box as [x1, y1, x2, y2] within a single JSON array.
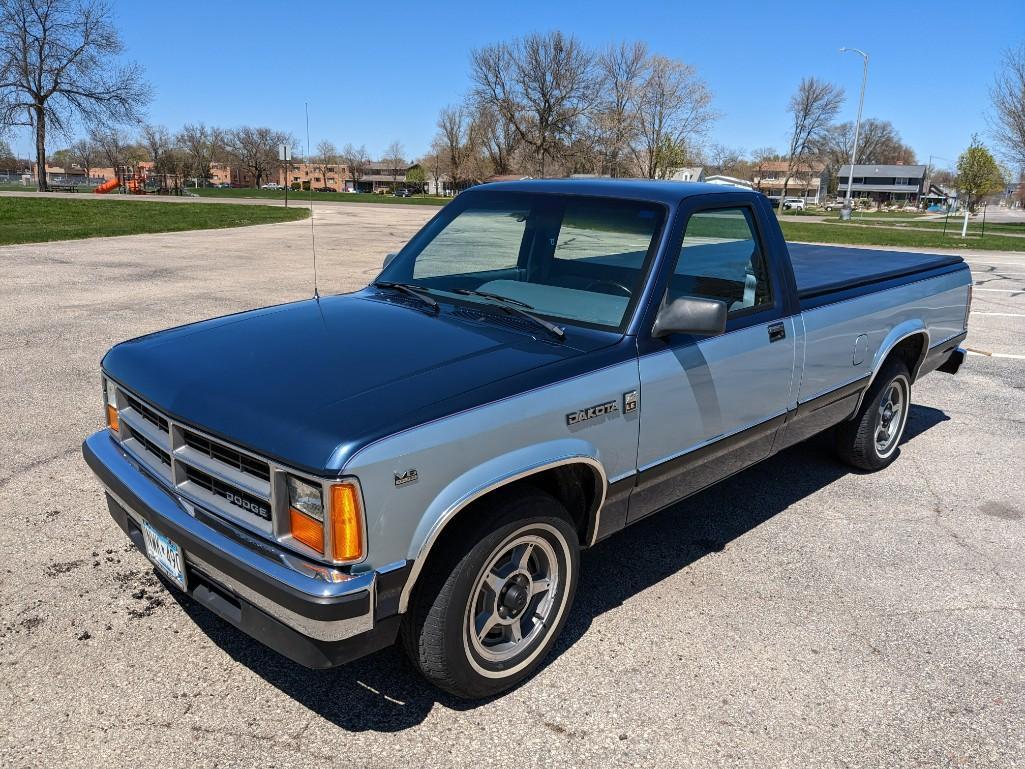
[[112, 385, 282, 538]]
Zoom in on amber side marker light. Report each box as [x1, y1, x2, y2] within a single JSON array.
[[106, 403, 119, 434], [290, 507, 324, 554], [331, 483, 364, 561]]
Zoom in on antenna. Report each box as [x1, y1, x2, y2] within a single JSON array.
[[305, 102, 319, 300]]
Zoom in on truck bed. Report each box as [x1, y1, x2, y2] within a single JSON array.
[[788, 244, 965, 305]]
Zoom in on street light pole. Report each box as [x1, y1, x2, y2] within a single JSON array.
[[840, 47, 868, 220]]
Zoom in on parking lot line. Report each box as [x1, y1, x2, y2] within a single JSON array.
[[973, 288, 1025, 293], [967, 349, 1025, 360], [971, 311, 1025, 317]]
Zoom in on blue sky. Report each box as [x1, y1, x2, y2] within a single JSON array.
[[10, 0, 1024, 169]]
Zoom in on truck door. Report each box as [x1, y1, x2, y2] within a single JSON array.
[[630, 202, 797, 521]]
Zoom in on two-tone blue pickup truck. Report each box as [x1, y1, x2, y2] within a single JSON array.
[[83, 180, 970, 698]]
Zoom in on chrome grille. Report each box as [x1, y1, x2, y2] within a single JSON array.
[[111, 384, 282, 539], [182, 430, 270, 482]]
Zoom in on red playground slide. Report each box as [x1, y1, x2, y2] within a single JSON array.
[[94, 178, 120, 194]]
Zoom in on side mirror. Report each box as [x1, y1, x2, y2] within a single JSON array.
[[652, 296, 728, 338], [382, 252, 398, 269]]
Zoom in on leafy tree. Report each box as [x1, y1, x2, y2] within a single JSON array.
[[956, 137, 1005, 211], [0, 0, 150, 190], [405, 165, 426, 194]]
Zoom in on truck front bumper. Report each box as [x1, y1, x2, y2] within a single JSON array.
[[82, 431, 408, 669]]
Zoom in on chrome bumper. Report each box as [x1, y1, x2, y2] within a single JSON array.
[[83, 430, 378, 643]]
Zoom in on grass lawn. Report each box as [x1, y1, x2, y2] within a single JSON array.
[[0, 196, 309, 246], [780, 219, 1025, 252], [838, 218, 1025, 235], [190, 187, 450, 206]]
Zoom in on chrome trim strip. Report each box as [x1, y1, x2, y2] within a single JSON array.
[[397, 455, 607, 614]]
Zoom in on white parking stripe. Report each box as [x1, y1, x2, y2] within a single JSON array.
[[968, 350, 1025, 360], [973, 288, 1025, 293], [971, 311, 1025, 317]]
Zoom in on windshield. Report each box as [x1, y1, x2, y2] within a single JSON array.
[[377, 191, 667, 331]]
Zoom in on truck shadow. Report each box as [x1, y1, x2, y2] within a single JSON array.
[[168, 404, 949, 732]]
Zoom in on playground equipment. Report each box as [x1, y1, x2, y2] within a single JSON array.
[[94, 165, 184, 195]]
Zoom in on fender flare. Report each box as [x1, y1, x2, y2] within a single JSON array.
[[852, 321, 930, 416], [397, 440, 607, 614]]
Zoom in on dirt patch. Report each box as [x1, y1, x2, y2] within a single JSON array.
[[979, 501, 1024, 520]]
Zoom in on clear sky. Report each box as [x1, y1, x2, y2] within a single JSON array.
[[9, 0, 1024, 170]]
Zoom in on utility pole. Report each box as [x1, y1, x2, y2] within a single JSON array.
[[839, 47, 868, 221]]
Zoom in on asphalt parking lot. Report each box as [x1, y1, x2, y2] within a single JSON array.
[[1, 203, 1023, 768]]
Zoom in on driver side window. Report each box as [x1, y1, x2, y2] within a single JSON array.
[[668, 207, 772, 316]]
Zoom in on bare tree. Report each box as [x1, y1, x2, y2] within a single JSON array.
[[470, 101, 518, 176], [139, 123, 177, 173], [593, 41, 647, 176], [177, 122, 223, 185], [779, 77, 844, 204], [421, 142, 446, 195], [471, 31, 596, 176], [383, 139, 405, 188], [223, 126, 290, 188], [340, 142, 369, 190], [0, 0, 150, 190], [707, 144, 745, 176], [66, 136, 99, 178], [631, 55, 716, 179], [436, 105, 476, 188], [989, 43, 1025, 169], [314, 139, 338, 189], [89, 124, 140, 168]]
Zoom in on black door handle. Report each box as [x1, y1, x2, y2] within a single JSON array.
[[768, 322, 786, 342]]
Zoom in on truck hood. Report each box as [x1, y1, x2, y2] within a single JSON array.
[[102, 291, 619, 474]]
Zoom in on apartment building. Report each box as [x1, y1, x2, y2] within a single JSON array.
[[836, 164, 927, 205]]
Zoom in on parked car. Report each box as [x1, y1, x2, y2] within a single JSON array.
[[84, 180, 970, 700], [314, 186, 336, 193], [394, 188, 413, 198], [782, 197, 806, 211], [261, 182, 283, 190]]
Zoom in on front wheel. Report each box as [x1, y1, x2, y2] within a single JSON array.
[[400, 487, 579, 699], [835, 359, 912, 470]]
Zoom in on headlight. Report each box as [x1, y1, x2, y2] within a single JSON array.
[[287, 475, 324, 521], [103, 378, 119, 434]]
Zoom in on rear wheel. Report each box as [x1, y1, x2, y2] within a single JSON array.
[[400, 487, 579, 699], [835, 359, 911, 470]]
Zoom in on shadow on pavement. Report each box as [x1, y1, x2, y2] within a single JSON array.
[[168, 403, 950, 732]]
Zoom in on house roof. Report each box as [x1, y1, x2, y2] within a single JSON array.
[[838, 164, 926, 178], [756, 160, 825, 173]]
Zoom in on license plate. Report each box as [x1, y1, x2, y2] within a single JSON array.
[[141, 519, 187, 590]]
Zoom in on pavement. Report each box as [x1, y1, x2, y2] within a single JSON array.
[[1, 204, 1023, 768]]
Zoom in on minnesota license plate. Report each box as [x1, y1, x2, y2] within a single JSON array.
[[141, 519, 186, 590]]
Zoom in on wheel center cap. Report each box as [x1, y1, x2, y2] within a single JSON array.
[[501, 582, 529, 617]]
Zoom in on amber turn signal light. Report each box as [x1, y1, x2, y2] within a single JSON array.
[[106, 403, 119, 434], [330, 483, 364, 561], [289, 507, 324, 553]]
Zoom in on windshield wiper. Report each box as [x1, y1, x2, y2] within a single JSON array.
[[373, 281, 438, 312], [453, 288, 565, 340]]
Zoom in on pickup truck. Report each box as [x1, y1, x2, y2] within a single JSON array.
[[83, 180, 971, 699]]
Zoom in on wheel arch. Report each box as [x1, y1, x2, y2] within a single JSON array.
[[397, 447, 607, 614], [851, 323, 930, 416]]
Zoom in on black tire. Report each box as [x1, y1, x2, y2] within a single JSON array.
[[835, 358, 912, 471], [400, 486, 580, 700]]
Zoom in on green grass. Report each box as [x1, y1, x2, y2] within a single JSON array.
[[779, 219, 1025, 252], [838, 218, 1025, 235], [190, 187, 450, 206], [0, 196, 309, 246]]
